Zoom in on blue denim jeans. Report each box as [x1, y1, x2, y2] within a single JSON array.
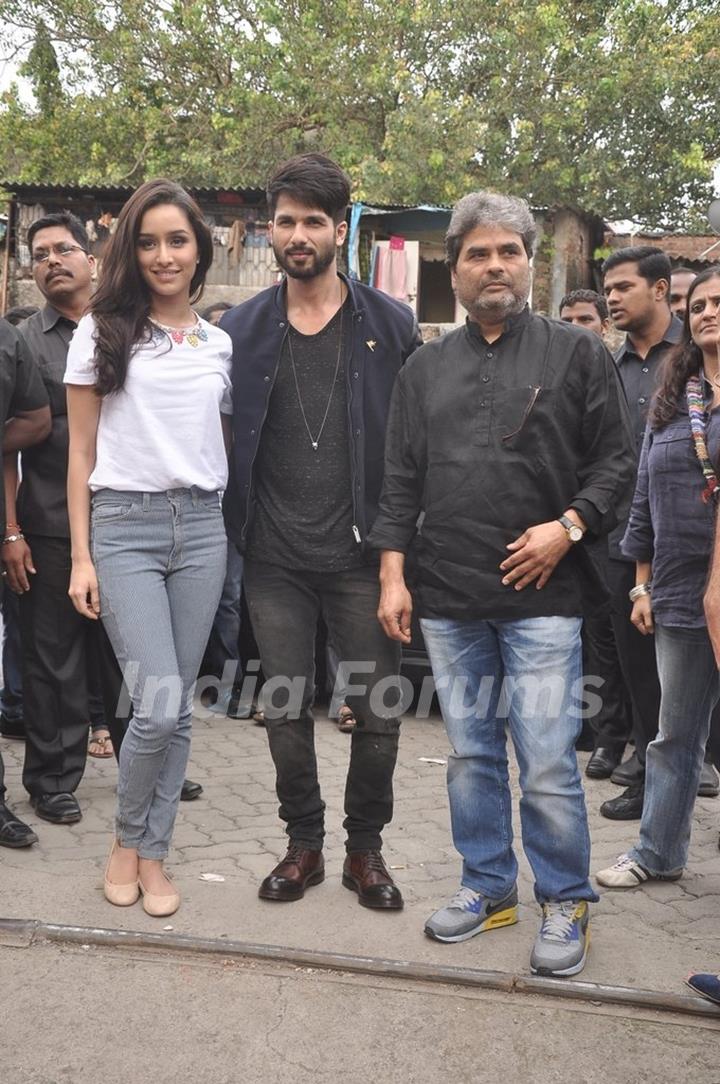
[[420, 615, 597, 904], [630, 623, 720, 876], [92, 488, 226, 859]]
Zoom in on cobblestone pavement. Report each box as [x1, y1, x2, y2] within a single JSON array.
[[1, 708, 719, 997]]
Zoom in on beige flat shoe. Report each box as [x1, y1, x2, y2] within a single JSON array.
[[138, 874, 180, 918], [104, 842, 139, 907]]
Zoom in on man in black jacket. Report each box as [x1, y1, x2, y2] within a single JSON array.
[[371, 191, 635, 975], [222, 154, 421, 909], [0, 318, 51, 847]]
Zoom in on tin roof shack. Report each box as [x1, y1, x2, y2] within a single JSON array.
[[0, 183, 605, 327], [605, 228, 720, 271], [353, 203, 605, 333], [0, 182, 276, 313]]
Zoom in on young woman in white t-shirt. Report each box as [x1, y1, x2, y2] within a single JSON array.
[[65, 179, 232, 917]]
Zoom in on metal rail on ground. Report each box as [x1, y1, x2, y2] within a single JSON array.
[[1, 917, 719, 1021]]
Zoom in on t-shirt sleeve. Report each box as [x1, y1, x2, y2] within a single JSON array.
[[63, 313, 98, 386], [8, 330, 49, 415], [220, 375, 233, 415], [215, 326, 233, 414]]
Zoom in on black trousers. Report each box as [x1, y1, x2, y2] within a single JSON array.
[[0, 749, 5, 802], [19, 534, 129, 797], [582, 609, 632, 754], [607, 558, 662, 765], [244, 559, 402, 852]]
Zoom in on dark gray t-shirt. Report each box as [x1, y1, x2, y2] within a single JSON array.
[[246, 299, 363, 571]]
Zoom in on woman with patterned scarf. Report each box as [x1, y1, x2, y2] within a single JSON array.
[[594, 266, 720, 912]]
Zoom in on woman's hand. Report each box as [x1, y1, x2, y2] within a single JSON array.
[[630, 594, 654, 635], [68, 557, 101, 619], [2, 537, 36, 593]]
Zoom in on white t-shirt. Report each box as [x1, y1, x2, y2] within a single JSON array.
[[64, 313, 233, 493]]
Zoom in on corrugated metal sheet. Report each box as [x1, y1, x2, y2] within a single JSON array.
[[0, 181, 266, 201]]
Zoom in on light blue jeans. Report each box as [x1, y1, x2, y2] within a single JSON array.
[[630, 623, 720, 876], [92, 488, 226, 859], [420, 615, 597, 904]]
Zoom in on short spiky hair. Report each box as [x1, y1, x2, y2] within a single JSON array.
[[27, 210, 89, 252], [266, 153, 351, 225], [445, 191, 536, 269], [601, 245, 672, 287], [559, 289, 609, 321]]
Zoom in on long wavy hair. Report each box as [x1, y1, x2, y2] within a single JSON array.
[[649, 266, 720, 429], [90, 179, 213, 395]]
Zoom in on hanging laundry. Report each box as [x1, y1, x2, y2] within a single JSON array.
[[373, 236, 408, 302], [387, 235, 408, 302], [228, 219, 247, 266]]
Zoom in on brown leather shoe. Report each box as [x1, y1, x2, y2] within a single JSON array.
[[342, 850, 404, 910], [258, 844, 324, 901]]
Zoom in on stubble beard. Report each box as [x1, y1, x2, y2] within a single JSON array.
[[460, 285, 529, 324], [274, 241, 336, 281]]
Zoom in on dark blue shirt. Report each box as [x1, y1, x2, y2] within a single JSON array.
[[621, 394, 720, 627], [609, 315, 683, 561]]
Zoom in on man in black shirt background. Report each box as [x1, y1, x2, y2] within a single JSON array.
[[371, 191, 634, 976], [0, 319, 51, 846], [222, 154, 420, 909], [559, 289, 632, 778], [5, 212, 100, 826], [599, 247, 719, 818]]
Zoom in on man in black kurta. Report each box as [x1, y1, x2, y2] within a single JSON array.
[[371, 191, 635, 977]]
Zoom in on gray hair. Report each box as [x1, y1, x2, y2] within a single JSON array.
[[445, 191, 536, 268]]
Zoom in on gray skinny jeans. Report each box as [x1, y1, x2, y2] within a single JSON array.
[[91, 488, 226, 858]]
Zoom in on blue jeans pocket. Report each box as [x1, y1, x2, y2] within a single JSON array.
[[91, 499, 136, 525]]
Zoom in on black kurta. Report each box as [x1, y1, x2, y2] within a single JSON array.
[[368, 307, 636, 621]]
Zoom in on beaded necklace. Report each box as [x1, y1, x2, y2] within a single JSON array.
[[150, 316, 208, 348], [686, 374, 719, 503]]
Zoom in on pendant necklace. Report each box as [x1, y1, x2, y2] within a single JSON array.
[[150, 314, 208, 347], [287, 284, 345, 452]]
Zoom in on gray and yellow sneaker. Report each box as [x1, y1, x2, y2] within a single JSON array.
[[530, 900, 590, 977], [424, 885, 519, 943]]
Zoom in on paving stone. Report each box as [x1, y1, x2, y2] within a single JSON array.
[[2, 708, 720, 994]]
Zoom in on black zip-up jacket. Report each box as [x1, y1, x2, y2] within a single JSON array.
[[221, 274, 422, 551]]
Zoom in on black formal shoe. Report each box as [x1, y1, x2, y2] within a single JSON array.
[[29, 792, 82, 824], [610, 751, 645, 787], [259, 844, 325, 901], [342, 850, 404, 910], [698, 762, 720, 798], [586, 746, 623, 780], [0, 714, 25, 740], [180, 778, 203, 801], [600, 781, 644, 820], [0, 802, 38, 848]]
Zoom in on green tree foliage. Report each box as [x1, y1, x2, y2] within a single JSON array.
[[0, 0, 718, 226]]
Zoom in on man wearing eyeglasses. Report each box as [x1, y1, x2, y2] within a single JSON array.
[[370, 191, 635, 977], [2, 212, 98, 825]]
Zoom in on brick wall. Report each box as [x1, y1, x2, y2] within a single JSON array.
[[609, 233, 720, 265]]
